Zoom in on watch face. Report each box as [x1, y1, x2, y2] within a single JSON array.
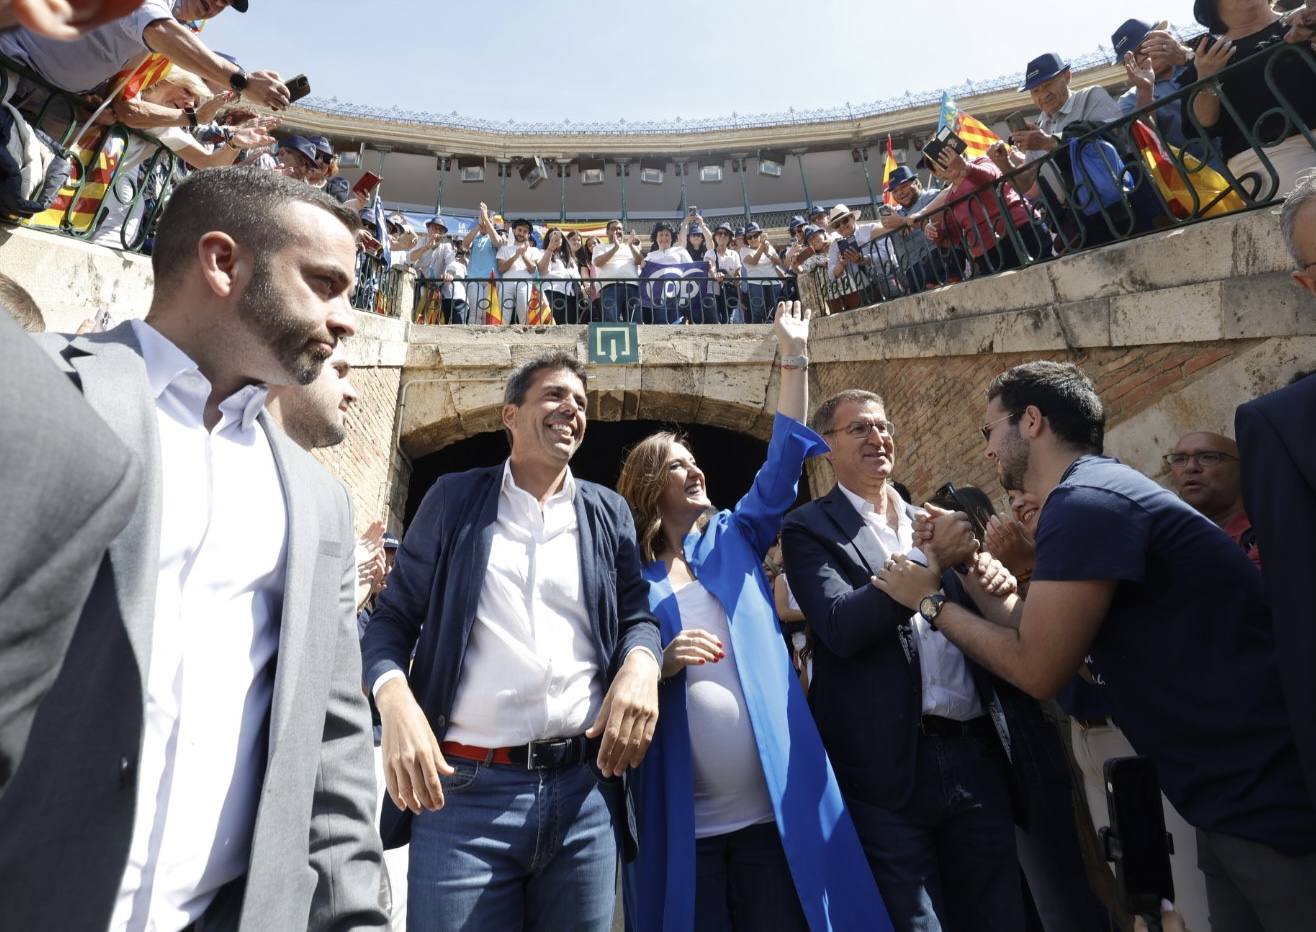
[[919, 595, 943, 619]]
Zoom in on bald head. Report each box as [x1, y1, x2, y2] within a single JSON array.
[[1167, 431, 1243, 524]]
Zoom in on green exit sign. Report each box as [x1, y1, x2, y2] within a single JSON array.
[[587, 322, 639, 365]]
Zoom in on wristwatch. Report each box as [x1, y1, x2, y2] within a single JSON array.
[[918, 593, 947, 630], [228, 69, 249, 93], [781, 354, 809, 370], [182, 106, 197, 127]]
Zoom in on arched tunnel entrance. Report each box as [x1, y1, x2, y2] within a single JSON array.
[[403, 420, 810, 528]]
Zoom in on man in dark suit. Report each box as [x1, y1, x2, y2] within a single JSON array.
[[0, 167, 386, 931], [360, 351, 663, 932], [781, 389, 1024, 932], [1236, 172, 1316, 810]]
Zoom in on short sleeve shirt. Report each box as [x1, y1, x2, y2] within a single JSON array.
[[495, 242, 543, 280], [1032, 455, 1315, 853], [592, 241, 640, 279], [466, 234, 498, 279], [1027, 86, 1125, 165], [0, 0, 173, 94]]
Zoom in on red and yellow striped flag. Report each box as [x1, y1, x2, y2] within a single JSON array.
[[955, 112, 1000, 158], [880, 135, 899, 207], [484, 274, 503, 325], [525, 283, 553, 326], [25, 127, 125, 232]]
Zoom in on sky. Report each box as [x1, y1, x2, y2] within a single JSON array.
[[202, 0, 1203, 126]]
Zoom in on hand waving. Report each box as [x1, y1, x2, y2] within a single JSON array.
[[772, 300, 811, 356]]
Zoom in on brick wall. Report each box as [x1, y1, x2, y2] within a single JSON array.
[[313, 365, 404, 535], [810, 340, 1248, 507]]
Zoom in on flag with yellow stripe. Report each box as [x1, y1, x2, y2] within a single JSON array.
[[483, 273, 503, 325], [25, 127, 126, 232], [880, 135, 899, 207], [938, 93, 1001, 158]]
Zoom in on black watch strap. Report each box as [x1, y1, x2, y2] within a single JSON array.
[[183, 106, 197, 127], [228, 69, 248, 93]]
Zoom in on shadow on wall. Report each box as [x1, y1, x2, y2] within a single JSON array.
[[404, 420, 803, 530]]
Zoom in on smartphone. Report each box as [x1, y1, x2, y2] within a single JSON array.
[[285, 74, 311, 104], [688, 205, 699, 217], [351, 171, 381, 198], [877, 204, 895, 218], [1103, 756, 1175, 920], [1005, 110, 1030, 135], [837, 235, 859, 256]]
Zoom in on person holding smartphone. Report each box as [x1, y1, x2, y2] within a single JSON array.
[[706, 224, 742, 324], [461, 202, 504, 323], [824, 204, 900, 311], [737, 222, 783, 324], [592, 219, 644, 322], [536, 227, 582, 324]]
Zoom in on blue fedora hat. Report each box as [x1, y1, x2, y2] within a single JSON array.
[[884, 165, 918, 191], [1020, 53, 1070, 91], [1111, 19, 1155, 59]]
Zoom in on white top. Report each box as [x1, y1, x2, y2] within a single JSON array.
[[112, 320, 288, 932], [442, 257, 468, 301], [738, 244, 781, 279], [496, 242, 544, 280], [445, 464, 600, 745], [675, 580, 775, 838], [827, 222, 897, 276], [415, 241, 454, 280], [708, 248, 742, 279], [592, 240, 641, 278], [645, 246, 692, 266], [0, 0, 173, 94], [835, 482, 983, 722], [542, 255, 580, 293]]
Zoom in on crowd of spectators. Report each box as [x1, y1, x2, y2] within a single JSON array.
[[1, 2, 1313, 326]]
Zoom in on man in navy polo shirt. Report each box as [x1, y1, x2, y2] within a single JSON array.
[[878, 360, 1316, 930]]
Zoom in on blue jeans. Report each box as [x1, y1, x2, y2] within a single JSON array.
[[600, 283, 640, 322], [744, 281, 781, 324], [406, 759, 617, 931], [846, 733, 1024, 932], [693, 820, 809, 932]]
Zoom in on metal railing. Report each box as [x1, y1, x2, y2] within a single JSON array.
[[353, 250, 409, 317], [804, 39, 1316, 311], [0, 56, 183, 253], [410, 274, 801, 326]]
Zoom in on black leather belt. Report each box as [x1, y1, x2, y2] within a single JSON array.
[[919, 715, 996, 738]]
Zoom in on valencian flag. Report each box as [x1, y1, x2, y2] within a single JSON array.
[[483, 273, 503, 325], [938, 93, 1000, 157], [879, 135, 899, 207], [525, 278, 553, 326]]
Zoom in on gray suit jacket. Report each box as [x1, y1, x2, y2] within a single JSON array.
[[0, 322, 386, 931], [0, 314, 141, 792]]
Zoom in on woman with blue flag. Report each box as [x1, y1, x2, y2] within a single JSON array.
[[616, 300, 890, 932]]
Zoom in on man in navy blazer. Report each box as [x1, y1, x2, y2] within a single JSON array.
[[360, 350, 662, 931], [1236, 173, 1316, 810], [781, 389, 1025, 932]]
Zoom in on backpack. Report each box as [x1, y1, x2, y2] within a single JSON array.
[[0, 103, 71, 218]]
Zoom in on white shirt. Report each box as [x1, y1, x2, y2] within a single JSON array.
[[645, 246, 692, 266], [676, 580, 775, 838], [415, 241, 454, 280], [496, 241, 543, 280], [442, 257, 468, 301], [592, 239, 641, 278], [836, 482, 983, 722], [0, 0, 173, 94], [739, 244, 781, 279], [112, 320, 288, 932], [445, 464, 600, 745], [827, 222, 898, 276], [708, 248, 742, 278], [542, 255, 580, 293]]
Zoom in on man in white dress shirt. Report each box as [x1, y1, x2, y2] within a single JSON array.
[[782, 389, 1024, 932], [361, 351, 663, 931], [1, 166, 386, 932]]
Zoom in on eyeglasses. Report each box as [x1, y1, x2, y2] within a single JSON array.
[[824, 418, 896, 439], [980, 412, 1015, 442], [1162, 451, 1238, 469]]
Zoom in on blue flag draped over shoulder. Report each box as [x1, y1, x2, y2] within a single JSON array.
[[639, 260, 713, 312]]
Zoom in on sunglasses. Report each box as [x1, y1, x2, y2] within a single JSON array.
[[980, 412, 1014, 442]]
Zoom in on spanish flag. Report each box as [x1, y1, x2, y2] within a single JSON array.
[[880, 135, 899, 207], [938, 93, 1001, 158], [484, 273, 503, 325]]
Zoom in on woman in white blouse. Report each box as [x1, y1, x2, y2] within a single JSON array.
[[645, 221, 693, 324], [738, 222, 784, 324], [707, 224, 743, 324], [536, 227, 583, 324]]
